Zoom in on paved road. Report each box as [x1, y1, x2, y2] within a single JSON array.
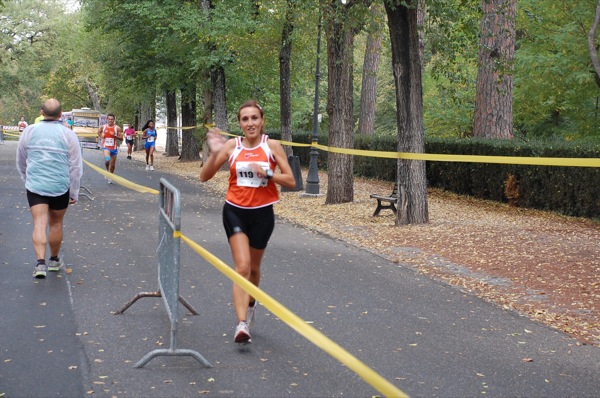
[[1, 141, 598, 397]]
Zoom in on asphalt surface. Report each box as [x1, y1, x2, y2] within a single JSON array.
[[0, 140, 599, 398]]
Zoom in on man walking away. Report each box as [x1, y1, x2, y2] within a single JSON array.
[[16, 99, 83, 278]]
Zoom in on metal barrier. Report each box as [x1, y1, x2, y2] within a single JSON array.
[[115, 178, 211, 369], [78, 142, 94, 201]]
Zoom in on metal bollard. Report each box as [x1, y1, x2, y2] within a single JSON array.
[[282, 155, 304, 192]]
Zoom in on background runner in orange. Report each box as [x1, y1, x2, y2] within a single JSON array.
[[97, 113, 123, 182]]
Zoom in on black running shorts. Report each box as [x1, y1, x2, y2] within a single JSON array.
[[222, 202, 275, 250], [26, 190, 70, 210]]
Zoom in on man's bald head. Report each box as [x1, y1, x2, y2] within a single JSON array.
[[42, 99, 62, 120]]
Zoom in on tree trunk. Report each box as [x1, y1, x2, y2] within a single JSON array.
[[85, 78, 101, 112], [472, 0, 516, 139], [417, 0, 426, 64], [325, 1, 354, 204], [180, 84, 200, 161], [203, 69, 213, 124], [165, 89, 179, 157], [384, 0, 429, 225], [279, 0, 295, 156], [201, 71, 213, 166], [138, 94, 155, 130], [357, 2, 383, 136], [588, 0, 600, 87], [211, 66, 229, 131]]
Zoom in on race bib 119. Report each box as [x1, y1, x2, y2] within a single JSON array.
[[235, 161, 269, 188]]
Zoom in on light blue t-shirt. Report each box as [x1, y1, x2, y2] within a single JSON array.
[[16, 120, 83, 200]]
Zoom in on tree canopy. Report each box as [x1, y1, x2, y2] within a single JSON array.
[[1, 0, 600, 141]]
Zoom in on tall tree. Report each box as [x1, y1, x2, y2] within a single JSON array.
[[384, 0, 429, 225], [472, 0, 516, 139], [138, 94, 156, 132], [165, 89, 179, 157], [279, 0, 296, 156], [0, 0, 68, 122], [357, 2, 384, 136], [180, 84, 200, 161], [211, 67, 228, 131], [324, 0, 363, 204], [588, 0, 600, 86], [201, 0, 229, 131]]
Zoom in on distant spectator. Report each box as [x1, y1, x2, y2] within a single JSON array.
[[18, 116, 28, 132]]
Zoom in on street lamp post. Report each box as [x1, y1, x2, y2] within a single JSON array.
[[305, 10, 322, 195]]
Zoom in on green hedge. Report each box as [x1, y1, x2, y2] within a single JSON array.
[[268, 131, 600, 219], [425, 138, 600, 218]]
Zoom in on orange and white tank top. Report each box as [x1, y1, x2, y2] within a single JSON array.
[[225, 135, 279, 209], [102, 124, 118, 150]]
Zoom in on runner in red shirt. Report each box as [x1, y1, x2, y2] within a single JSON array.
[[18, 116, 28, 132], [97, 114, 123, 183]]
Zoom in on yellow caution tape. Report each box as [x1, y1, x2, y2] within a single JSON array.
[[82, 159, 160, 195], [279, 139, 312, 148], [8, 120, 593, 167], [309, 144, 600, 167], [165, 125, 199, 130], [177, 232, 409, 398], [203, 131, 598, 168]]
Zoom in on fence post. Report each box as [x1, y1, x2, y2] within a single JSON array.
[[77, 142, 94, 200]]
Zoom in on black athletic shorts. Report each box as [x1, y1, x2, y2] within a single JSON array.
[[222, 202, 275, 250], [27, 190, 70, 210]]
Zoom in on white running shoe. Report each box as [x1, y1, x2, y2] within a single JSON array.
[[145, 165, 150, 171], [149, 165, 154, 171], [234, 321, 251, 344], [48, 257, 64, 272], [33, 263, 47, 278], [247, 301, 258, 327]]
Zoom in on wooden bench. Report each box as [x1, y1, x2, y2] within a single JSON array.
[[370, 182, 399, 216]]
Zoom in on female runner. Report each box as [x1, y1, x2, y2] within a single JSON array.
[[200, 100, 295, 343]]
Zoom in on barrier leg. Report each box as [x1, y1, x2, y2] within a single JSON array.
[[114, 291, 199, 315], [114, 291, 161, 315], [134, 348, 212, 369]]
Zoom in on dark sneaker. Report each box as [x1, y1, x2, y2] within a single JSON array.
[[234, 321, 251, 344], [247, 301, 258, 327], [48, 258, 64, 272], [33, 264, 47, 278]]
